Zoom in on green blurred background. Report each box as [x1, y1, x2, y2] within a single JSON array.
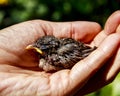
[[0, 0, 120, 96], [0, 0, 120, 28]]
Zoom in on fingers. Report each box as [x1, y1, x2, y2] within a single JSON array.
[[52, 21, 101, 43], [105, 10, 120, 34], [0, 20, 101, 57], [106, 25, 120, 80], [75, 48, 120, 95], [0, 20, 101, 68], [106, 48, 120, 81], [91, 10, 120, 47], [69, 33, 120, 93], [77, 11, 120, 95], [0, 20, 46, 50], [71, 22, 101, 43], [116, 24, 120, 34], [91, 30, 108, 46]]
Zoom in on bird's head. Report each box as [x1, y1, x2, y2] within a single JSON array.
[[26, 36, 60, 56]]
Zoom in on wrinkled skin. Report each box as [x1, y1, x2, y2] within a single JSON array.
[[0, 11, 120, 96]]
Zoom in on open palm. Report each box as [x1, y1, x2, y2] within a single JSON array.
[[0, 11, 120, 96]]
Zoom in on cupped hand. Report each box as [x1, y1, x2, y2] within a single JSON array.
[[76, 10, 120, 95], [0, 15, 119, 96]]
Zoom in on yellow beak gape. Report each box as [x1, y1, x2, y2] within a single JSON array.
[[26, 45, 43, 54]]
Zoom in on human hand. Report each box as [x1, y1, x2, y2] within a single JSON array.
[[76, 10, 120, 95], [0, 19, 119, 96]]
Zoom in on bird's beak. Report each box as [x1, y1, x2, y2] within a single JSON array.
[[26, 45, 43, 55]]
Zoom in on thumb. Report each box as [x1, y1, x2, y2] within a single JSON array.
[[69, 33, 120, 92]]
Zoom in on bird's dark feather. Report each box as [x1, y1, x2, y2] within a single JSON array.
[[31, 35, 96, 71]]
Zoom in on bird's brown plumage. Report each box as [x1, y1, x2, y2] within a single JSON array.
[[26, 35, 96, 72]]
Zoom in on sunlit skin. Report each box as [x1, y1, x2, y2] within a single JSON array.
[[0, 11, 120, 96]]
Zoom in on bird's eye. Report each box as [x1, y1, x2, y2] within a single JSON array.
[[49, 41, 59, 46], [40, 45, 49, 50]]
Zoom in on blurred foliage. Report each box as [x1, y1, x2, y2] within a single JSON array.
[[87, 73, 120, 96], [0, 0, 120, 96], [0, 0, 120, 29]]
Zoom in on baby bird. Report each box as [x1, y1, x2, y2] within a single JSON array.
[[26, 35, 96, 72]]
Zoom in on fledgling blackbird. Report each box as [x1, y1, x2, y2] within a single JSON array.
[[26, 35, 96, 72]]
